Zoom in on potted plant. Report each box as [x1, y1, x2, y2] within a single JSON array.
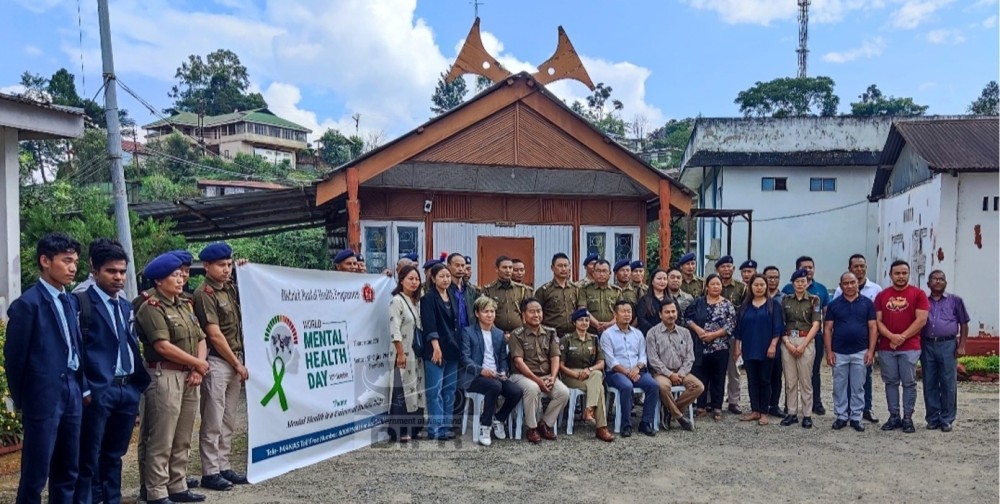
[[0, 320, 24, 453]]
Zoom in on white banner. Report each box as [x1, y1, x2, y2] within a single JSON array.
[[238, 263, 393, 483]]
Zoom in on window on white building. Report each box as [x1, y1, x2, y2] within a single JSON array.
[[761, 177, 787, 191], [809, 178, 837, 192]]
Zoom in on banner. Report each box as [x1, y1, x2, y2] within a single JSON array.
[[238, 263, 394, 483]]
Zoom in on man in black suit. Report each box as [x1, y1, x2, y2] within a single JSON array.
[[74, 240, 150, 504], [4, 232, 88, 504]]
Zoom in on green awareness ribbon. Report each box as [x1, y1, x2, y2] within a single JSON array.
[[261, 356, 288, 411]]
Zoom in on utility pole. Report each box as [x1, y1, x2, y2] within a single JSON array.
[[98, 0, 138, 299], [797, 0, 810, 78]]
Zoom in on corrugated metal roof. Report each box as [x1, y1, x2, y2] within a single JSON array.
[[196, 179, 288, 190], [879, 117, 998, 171], [143, 108, 311, 132], [0, 92, 85, 115]]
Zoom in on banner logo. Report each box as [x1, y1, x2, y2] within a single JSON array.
[[262, 315, 299, 411], [362, 283, 375, 303]]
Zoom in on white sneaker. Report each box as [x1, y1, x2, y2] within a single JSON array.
[[491, 420, 507, 440], [478, 425, 492, 446]]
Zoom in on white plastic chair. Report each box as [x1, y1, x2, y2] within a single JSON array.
[[461, 392, 486, 442], [564, 388, 586, 435], [670, 385, 696, 425], [507, 395, 560, 440], [607, 386, 660, 433]]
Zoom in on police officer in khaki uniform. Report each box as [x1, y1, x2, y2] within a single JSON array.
[[716, 255, 747, 415], [194, 243, 249, 491], [630, 260, 648, 298], [558, 308, 614, 442], [613, 259, 639, 307], [677, 252, 704, 298], [582, 259, 623, 334], [481, 255, 532, 333], [779, 268, 822, 428], [576, 253, 599, 288], [535, 253, 585, 337], [135, 253, 208, 504], [511, 258, 532, 291]]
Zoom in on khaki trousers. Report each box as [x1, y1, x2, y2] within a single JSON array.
[[561, 370, 608, 428], [509, 374, 569, 429], [654, 373, 704, 419], [781, 336, 815, 417], [727, 344, 741, 406], [200, 355, 243, 475], [144, 368, 200, 501]]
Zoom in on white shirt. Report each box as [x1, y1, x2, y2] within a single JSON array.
[[39, 278, 79, 371], [93, 286, 136, 376], [481, 329, 497, 373], [833, 277, 882, 303]]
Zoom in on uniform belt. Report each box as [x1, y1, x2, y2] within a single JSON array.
[[146, 360, 189, 372], [112, 375, 133, 386], [922, 335, 956, 342], [786, 330, 803, 337]]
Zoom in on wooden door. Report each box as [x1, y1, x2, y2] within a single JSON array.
[[477, 237, 534, 287]]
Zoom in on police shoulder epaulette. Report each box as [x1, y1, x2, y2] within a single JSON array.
[[203, 285, 215, 295], [141, 290, 152, 300], [146, 297, 160, 307]]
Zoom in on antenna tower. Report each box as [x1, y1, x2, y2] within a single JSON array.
[[797, 0, 810, 78]]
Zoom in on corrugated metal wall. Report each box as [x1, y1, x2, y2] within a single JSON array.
[[433, 222, 573, 286]]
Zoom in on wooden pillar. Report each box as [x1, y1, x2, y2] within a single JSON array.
[[346, 166, 361, 252], [657, 179, 672, 269]]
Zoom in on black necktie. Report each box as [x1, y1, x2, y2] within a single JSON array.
[[57, 293, 80, 370], [110, 299, 133, 375]]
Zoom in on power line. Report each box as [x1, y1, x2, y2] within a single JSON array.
[[140, 144, 301, 184], [754, 199, 868, 223], [77, 0, 86, 97]]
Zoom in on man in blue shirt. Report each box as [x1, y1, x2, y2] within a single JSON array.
[[601, 300, 660, 437], [921, 270, 970, 432], [823, 272, 876, 432], [782, 255, 830, 416]]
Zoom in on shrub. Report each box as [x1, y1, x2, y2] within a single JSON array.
[[0, 320, 24, 446], [959, 354, 1000, 374]]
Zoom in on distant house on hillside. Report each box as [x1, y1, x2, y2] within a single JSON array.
[[869, 117, 998, 336], [679, 116, 893, 288], [197, 179, 286, 197], [143, 108, 311, 168]]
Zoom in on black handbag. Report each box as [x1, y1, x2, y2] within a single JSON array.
[[400, 295, 424, 356]]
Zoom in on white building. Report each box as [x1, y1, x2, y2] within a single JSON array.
[[869, 117, 998, 336], [679, 117, 892, 288]]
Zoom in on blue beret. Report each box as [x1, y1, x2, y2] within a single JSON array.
[[170, 250, 193, 266], [791, 268, 809, 282], [422, 259, 441, 269], [403, 252, 418, 262], [356, 254, 365, 262], [333, 249, 356, 264], [583, 253, 599, 266], [613, 259, 631, 272], [198, 243, 232, 262], [716, 255, 734, 266], [630, 260, 644, 269], [571, 307, 590, 322], [677, 252, 696, 266], [464, 255, 472, 264], [739, 259, 757, 270], [144, 253, 183, 281]]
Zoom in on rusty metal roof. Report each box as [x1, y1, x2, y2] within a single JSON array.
[[879, 117, 999, 171]]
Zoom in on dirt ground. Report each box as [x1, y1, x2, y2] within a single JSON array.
[[0, 365, 997, 503]]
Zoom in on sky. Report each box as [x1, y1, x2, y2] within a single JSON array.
[[1, 0, 997, 142]]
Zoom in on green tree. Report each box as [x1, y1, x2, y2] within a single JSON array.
[[138, 173, 200, 201], [968, 81, 999, 115], [648, 118, 695, 168], [430, 72, 468, 115], [645, 221, 687, 270], [62, 128, 110, 182], [735, 76, 840, 118], [571, 83, 626, 138], [142, 133, 200, 184], [168, 49, 267, 116], [318, 128, 364, 167], [849, 84, 928, 117], [225, 228, 329, 270]]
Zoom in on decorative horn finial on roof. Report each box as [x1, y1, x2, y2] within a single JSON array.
[[446, 18, 510, 84], [445, 18, 596, 91], [531, 26, 595, 91]]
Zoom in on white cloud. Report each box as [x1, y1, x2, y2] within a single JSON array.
[[918, 81, 938, 91], [23, 45, 43, 57], [681, 0, 882, 26], [926, 28, 966, 43], [980, 15, 998, 28], [890, 0, 955, 29], [822, 37, 887, 63], [261, 82, 367, 142]]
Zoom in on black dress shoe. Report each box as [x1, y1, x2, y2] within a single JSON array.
[[768, 407, 785, 418], [850, 420, 865, 432], [621, 425, 633, 438], [638, 422, 656, 437], [727, 404, 743, 415], [201, 474, 233, 491], [926, 422, 941, 430], [863, 410, 880, 423], [901, 418, 916, 433], [148, 499, 175, 504], [221, 470, 249, 485], [812, 404, 826, 416], [168, 490, 207, 503], [881, 416, 901, 431], [940, 422, 953, 432], [801, 417, 813, 429], [832, 419, 848, 430], [676, 417, 694, 431], [186, 477, 200, 489], [780, 415, 799, 426]]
